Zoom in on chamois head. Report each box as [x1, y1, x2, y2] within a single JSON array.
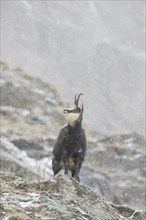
[[63, 93, 84, 127]]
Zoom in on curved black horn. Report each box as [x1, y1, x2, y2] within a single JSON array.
[[76, 93, 84, 106], [74, 93, 78, 106]]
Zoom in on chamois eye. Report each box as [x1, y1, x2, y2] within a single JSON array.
[[63, 109, 68, 114], [76, 107, 81, 113]]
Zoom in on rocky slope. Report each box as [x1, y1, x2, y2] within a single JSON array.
[[1, 172, 145, 220], [0, 62, 145, 218]]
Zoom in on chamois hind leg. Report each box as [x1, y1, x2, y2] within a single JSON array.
[[52, 158, 61, 176], [64, 160, 69, 174], [63, 150, 69, 175]]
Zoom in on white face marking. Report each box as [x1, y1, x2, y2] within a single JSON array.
[[64, 112, 80, 126]]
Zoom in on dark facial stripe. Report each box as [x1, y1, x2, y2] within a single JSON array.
[[64, 107, 81, 114]]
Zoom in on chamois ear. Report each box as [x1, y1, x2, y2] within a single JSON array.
[[81, 102, 84, 112]]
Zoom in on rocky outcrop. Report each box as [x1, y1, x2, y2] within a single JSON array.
[[1, 172, 145, 220]]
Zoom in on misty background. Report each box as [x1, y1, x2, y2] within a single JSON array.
[[1, 0, 145, 136]]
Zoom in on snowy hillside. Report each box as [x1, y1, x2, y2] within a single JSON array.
[[1, 1, 145, 135]]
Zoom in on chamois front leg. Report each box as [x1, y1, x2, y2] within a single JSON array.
[[72, 157, 82, 181], [63, 149, 69, 174]]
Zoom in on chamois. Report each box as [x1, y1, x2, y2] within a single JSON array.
[[52, 93, 87, 181]]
